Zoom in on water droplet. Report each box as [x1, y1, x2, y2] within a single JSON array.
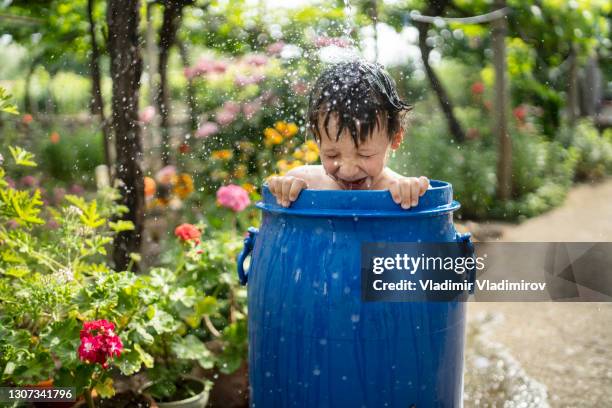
[[319, 338, 327, 345], [313, 368, 321, 376], [351, 314, 360, 323]]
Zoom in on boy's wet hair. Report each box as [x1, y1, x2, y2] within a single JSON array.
[[307, 60, 412, 146]]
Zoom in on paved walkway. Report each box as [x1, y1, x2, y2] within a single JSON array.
[[467, 178, 612, 407]]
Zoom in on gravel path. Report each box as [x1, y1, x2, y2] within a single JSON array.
[[466, 178, 612, 407]]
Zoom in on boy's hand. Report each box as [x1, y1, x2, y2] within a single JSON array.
[[390, 176, 429, 209], [268, 175, 308, 208]]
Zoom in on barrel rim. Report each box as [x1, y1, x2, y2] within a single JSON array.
[[257, 179, 460, 217]]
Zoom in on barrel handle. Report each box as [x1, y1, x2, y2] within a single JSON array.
[[237, 227, 259, 285], [456, 232, 476, 294]]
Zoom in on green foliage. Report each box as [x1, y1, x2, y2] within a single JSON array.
[[40, 128, 105, 183], [0, 87, 19, 114], [393, 110, 581, 220], [558, 120, 612, 181]]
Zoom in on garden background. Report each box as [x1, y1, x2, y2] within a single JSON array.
[[0, 0, 611, 406]]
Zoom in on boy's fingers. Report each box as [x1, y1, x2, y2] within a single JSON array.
[[410, 179, 420, 207], [268, 177, 280, 203], [399, 179, 412, 209], [280, 177, 295, 206], [389, 180, 401, 204], [418, 176, 429, 196], [288, 178, 307, 201]]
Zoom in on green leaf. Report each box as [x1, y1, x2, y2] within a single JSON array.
[[3, 266, 29, 278], [94, 377, 115, 399], [9, 146, 37, 167], [146, 307, 179, 334], [171, 335, 211, 361], [0, 188, 45, 225], [116, 349, 142, 376], [0, 87, 18, 115], [134, 344, 154, 368], [109, 220, 135, 232], [196, 296, 218, 315]]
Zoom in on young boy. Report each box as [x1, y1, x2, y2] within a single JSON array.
[[268, 60, 429, 209]]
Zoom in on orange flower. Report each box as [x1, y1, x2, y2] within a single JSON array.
[[304, 150, 319, 163], [274, 121, 299, 138], [49, 131, 60, 144], [22, 114, 33, 125], [263, 127, 283, 146], [144, 176, 156, 198], [172, 173, 194, 199], [211, 149, 233, 160], [233, 164, 247, 179], [242, 182, 256, 194]]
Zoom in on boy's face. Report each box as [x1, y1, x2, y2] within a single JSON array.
[[316, 113, 402, 190]]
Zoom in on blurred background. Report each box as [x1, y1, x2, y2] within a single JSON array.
[[0, 0, 611, 406]]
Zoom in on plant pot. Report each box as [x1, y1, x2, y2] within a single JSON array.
[[139, 375, 210, 408]]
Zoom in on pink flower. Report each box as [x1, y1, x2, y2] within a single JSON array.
[[212, 60, 228, 73], [216, 109, 237, 126], [187, 57, 228, 79], [292, 81, 308, 96], [234, 73, 266, 87], [174, 223, 201, 242], [217, 184, 251, 212], [196, 122, 219, 139], [243, 54, 268, 66], [313, 36, 351, 48], [242, 100, 262, 119], [222, 101, 241, 114], [139, 106, 156, 124], [53, 187, 66, 205], [69, 184, 84, 195], [266, 41, 285, 55], [184, 67, 195, 79], [20, 175, 37, 188], [156, 165, 176, 184]]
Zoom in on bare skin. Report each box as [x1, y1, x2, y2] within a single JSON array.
[[268, 113, 429, 208]]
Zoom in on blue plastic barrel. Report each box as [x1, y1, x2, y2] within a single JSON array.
[[237, 180, 471, 407]]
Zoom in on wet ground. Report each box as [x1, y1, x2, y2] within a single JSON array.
[[463, 178, 612, 407]]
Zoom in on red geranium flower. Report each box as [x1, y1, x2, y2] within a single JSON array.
[[513, 105, 527, 122], [77, 320, 123, 369], [471, 82, 485, 95], [174, 223, 201, 242]]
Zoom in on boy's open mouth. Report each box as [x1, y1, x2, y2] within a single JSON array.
[[339, 177, 368, 190]]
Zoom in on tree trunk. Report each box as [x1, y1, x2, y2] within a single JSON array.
[[567, 44, 579, 126], [178, 40, 198, 135], [492, 0, 511, 201], [107, 0, 145, 272], [87, 0, 112, 181], [416, 0, 466, 143], [157, 1, 184, 165]]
